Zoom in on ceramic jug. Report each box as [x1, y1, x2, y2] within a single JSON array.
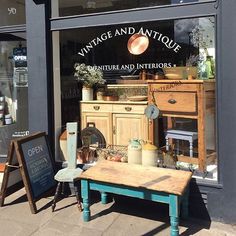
[[142, 141, 158, 167], [128, 138, 142, 164]]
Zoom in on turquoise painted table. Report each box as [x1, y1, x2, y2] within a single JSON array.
[[80, 160, 192, 236]]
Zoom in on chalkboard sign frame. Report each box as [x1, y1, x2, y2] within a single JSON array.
[[0, 132, 57, 214], [0, 141, 24, 208]]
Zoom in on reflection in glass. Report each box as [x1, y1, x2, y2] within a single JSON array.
[[53, 16, 217, 180], [57, 16, 215, 82], [175, 17, 215, 79], [0, 32, 28, 156], [52, 0, 214, 17]]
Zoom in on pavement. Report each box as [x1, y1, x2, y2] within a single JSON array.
[[0, 187, 236, 236]]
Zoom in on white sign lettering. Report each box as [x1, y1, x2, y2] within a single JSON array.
[[90, 62, 173, 71], [28, 145, 44, 157], [8, 7, 16, 15], [14, 55, 27, 61], [78, 27, 181, 57]]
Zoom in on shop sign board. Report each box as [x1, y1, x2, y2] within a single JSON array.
[[0, 132, 56, 214]]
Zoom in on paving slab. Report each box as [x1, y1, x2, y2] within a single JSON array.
[[0, 188, 58, 227], [0, 188, 236, 236], [31, 220, 103, 236], [0, 218, 38, 236], [103, 213, 177, 236], [53, 196, 120, 231]]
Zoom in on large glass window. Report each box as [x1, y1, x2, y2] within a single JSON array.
[[0, 32, 28, 158], [59, 17, 215, 81], [54, 16, 217, 181], [52, 0, 215, 18], [0, 0, 26, 27]]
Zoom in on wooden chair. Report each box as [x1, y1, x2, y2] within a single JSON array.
[[52, 122, 83, 212]]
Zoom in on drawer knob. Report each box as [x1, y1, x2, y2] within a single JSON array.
[[68, 132, 75, 135], [125, 107, 132, 112], [168, 99, 176, 104], [93, 106, 100, 110]]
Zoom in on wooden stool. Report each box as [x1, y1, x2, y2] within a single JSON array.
[[165, 129, 198, 157], [52, 122, 83, 212]]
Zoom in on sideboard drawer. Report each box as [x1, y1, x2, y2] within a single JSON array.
[[81, 103, 113, 112], [155, 92, 197, 113], [113, 104, 146, 114]]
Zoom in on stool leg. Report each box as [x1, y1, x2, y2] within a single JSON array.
[[176, 140, 180, 155], [74, 183, 83, 212], [52, 182, 62, 212], [189, 140, 193, 157], [61, 182, 65, 196], [166, 137, 169, 151]]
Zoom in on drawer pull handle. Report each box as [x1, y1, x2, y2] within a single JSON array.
[[113, 126, 116, 135], [93, 106, 100, 110], [168, 99, 176, 104], [125, 107, 132, 112]]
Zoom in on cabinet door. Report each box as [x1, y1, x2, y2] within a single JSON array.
[[81, 112, 112, 145], [113, 113, 148, 145]]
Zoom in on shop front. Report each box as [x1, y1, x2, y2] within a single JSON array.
[[49, 0, 234, 222], [0, 0, 28, 171], [1, 0, 236, 224]]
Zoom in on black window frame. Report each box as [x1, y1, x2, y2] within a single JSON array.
[[50, 1, 221, 186]]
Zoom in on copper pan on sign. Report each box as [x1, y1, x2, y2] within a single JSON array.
[[127, 33, 149, 55]]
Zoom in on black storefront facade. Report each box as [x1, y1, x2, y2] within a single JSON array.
[[1, 0, 236, 224]]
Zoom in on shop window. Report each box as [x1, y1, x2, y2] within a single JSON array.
[[0, 0, 25, 27], [0, 32, 28, 158], [52, 0, 214, 17], [54, 16, 217, 181]]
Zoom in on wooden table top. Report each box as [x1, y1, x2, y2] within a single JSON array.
[[80, 160, 192, 196]]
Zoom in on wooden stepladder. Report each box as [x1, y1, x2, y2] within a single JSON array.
[[0, 141, 24, 208], [0, 132, 57, 214]]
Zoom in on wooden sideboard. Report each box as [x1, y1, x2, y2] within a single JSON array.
[[148, 80, 216, 172], [80, 101, 149, 146]]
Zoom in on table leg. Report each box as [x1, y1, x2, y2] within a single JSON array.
[[81, 179, 90, 222], [181, 187, 189, 219], [169, 195, 180, 236], [101, 192, 108, 204]]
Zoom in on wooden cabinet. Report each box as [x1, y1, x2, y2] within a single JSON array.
[[81, 101, 149, 146], [148, 80, 216, 172], [113, 113, 148, 145]]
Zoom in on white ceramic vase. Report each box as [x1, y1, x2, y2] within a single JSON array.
[[82, 86, 93, 101], [128, 139, 142, 164]]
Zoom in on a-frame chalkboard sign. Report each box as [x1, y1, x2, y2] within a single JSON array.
[[0, 132, 57, 214]]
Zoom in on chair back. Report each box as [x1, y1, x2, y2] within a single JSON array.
[[67, 122, 78, 169]]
